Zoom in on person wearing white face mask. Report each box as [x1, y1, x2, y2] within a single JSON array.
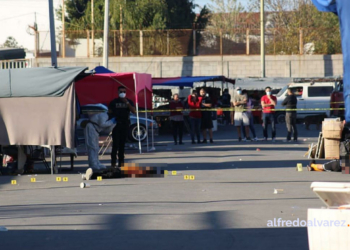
[[233, 87, 251, 141], [261, 86, 277, 142], [108, 86, 136, 168]]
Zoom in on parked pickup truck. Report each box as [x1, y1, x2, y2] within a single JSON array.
[[274, 78, 339, 123], [329, 79, 344, 119]]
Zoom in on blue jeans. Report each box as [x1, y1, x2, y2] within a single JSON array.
[[262, 113, 276, 139], [190, 117, 201, 142], [242, 113, 256, 138]]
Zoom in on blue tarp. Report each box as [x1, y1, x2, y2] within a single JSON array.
[[312, 0, 350, 122], [152, 76, 235, 87], [94, 66, 114, 74]]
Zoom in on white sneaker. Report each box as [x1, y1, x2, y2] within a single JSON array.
[[82, 174, 86, 180], [242, 138, 247, 142], [253, 137, 259, 141], [86, 168, 93, 180]]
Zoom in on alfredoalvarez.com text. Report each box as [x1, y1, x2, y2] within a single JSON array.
[[267, 218, 349, 227]]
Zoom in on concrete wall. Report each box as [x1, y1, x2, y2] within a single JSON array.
[[34, 54, 343, 78]]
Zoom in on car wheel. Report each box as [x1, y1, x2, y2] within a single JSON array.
[[276, 112, 286, 124], [128, 124, 147, 142]]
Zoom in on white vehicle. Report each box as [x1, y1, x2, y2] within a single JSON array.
[[274, 78, 337, 123]]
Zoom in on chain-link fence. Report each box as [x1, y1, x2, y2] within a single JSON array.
[[36, 27, 341, 58]]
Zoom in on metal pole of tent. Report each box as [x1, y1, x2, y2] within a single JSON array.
[[133, 74, 142, 154], [144, 88, 149, 152], [150, 114, 155, 151], [50, 146, 55, 175]]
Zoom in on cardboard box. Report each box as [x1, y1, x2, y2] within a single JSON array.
[[322, 119, 343, 139], [324, 139, 340, 159]]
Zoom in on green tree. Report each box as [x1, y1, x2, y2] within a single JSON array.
[[1, 36, 22, 48], [248, 0, 341, 54]]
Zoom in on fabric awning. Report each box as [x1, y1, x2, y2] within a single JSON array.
[[0, 66, 87, 98]]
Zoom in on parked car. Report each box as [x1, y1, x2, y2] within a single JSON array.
[[330, 79, 344, 119], [78, 104, 158, 142], [274, 78, 337, 123]]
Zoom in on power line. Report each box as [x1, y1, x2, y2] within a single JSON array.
[[0, 13, 35, 22]]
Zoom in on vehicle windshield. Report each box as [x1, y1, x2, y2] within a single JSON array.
[[276, 85, 288, 97]]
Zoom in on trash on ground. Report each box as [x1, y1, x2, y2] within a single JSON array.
[[0, 226, 8, 231], [274, 189, 284, 194]]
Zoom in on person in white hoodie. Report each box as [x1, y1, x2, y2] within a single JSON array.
[[82, 105, 116, 172]]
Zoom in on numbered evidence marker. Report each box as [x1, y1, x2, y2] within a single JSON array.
[[30, 178, 36, 183], [97, 176, 102, 181], [184, 175, 190, 180], [11, 180, 17, 185], [296, 163, 303, 172], [63, 177, 68, 182], [172, 171, 177, 176], [56, 177, 62, 182], [190, 175, 195, 180]]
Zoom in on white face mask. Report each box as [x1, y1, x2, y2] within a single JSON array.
[[266, 92, 271, 96], [119, 93, 126, 98]]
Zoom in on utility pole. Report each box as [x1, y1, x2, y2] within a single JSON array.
[[48, 0, 57, 67], [91, 0, 94, 57], [260, 0, 265, 78], [103, 0, 109, 67], [62, 0, 65, 58], [120, 4, 123, 57]]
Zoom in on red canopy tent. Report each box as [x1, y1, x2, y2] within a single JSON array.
[[76, 72, 152, 109], [75, 72, 153, 153]]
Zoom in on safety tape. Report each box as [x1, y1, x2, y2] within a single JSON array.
[[139, 107, 346, 113]]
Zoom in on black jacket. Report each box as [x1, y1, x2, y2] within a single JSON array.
[[281, 95, 297, 113]]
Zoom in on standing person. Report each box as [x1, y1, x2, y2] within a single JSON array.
[[169, 94, 184, 145], [220, 89, 231, 125], [261, 86, 277, 142], [241, 90, 258, 141], [282, 88, 298, 142], [200, 88, 214, 143], [188, 90, 202, 144], [108, 86, 136, 168], [233, 87, 251, 141]]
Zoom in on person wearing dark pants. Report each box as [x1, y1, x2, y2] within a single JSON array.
[[169, 94, 184, 145], [188, 90, 202, 144], [108, 86, 136, 168], [261, 86, 277, 142], [282, 88, 298, 142], [200, 88, 214, 143]]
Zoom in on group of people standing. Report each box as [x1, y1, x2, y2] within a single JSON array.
[[169, 88, 214, 145], [169, 86, 299, 145]]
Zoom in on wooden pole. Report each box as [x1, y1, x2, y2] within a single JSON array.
[[299, 28, 303, 55], [62, 0, 65, 58], [246, 28, 250, 55], [120, 5, 123, 57], [91, 0, 94, 57]]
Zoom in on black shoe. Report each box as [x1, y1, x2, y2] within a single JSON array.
[[210, 139, 214, 143], [202, 139, 207, 143], [192, 140, 196, 144], [246, 137, 252, 141], [197, 140, 202, 144], [238, 137, 242, 142], [179, 142, 184, 145], [174, 142, 178, 145]]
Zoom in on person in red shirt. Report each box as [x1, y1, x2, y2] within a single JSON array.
[[261, 86, 277, 141], [169, 94, 184, 145], [188, 90, 202, 144]]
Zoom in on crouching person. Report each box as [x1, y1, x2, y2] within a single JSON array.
[[81, 107, 116, 172]]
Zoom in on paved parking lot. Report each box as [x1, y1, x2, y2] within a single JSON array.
[[1, 124, 348, 250]]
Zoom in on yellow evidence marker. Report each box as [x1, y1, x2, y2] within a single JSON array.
[[30, 178, 36, 183], [97, 176, 102, 181], [296, 163, 303, 172], [56, 177, 62, 182], [172, 171, 177, 176], [184, 175, 189, 180], [164, 170, 168, 175], [11, 180, 17, 185], [63, 177, 68, 182], [190, 175, 195, 180]]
